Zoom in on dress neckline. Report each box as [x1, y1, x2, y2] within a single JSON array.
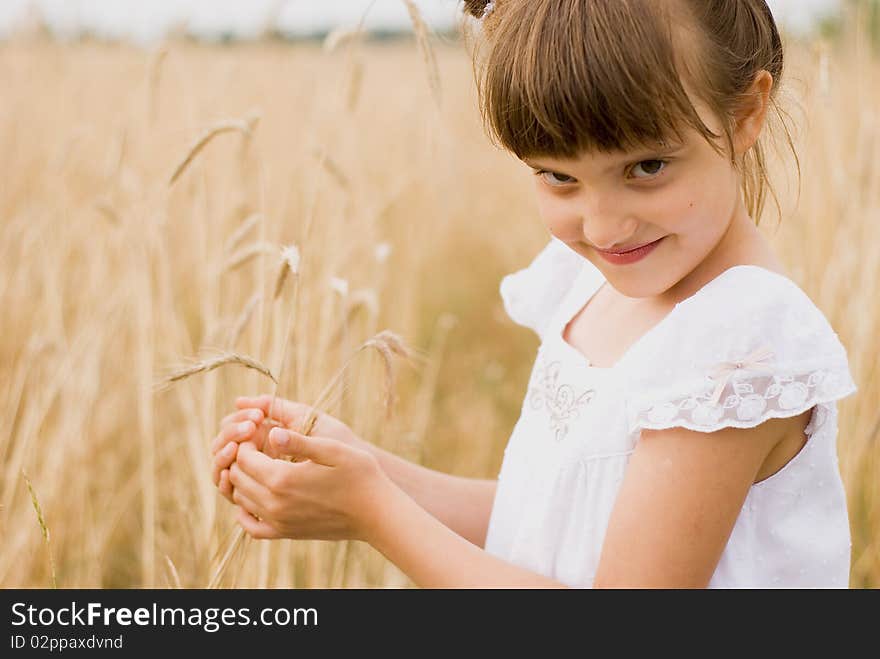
[[552, 263, 792, 373]]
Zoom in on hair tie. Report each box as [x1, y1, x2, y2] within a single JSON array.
[[481, 1, 496, 21]]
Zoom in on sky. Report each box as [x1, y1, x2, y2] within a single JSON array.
[[0, 0, 843, 44]]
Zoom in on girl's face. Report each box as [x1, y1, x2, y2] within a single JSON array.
[[523, 101, 759, 306]]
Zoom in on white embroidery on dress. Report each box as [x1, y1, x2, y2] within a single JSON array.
[[528, 356, 596, 442]]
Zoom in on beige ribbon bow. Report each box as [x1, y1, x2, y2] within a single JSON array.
[[707, 344, 775, 407]]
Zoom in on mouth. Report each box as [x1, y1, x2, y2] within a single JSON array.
[[593, 236, 666, 265], [595, 237, 666, 255]]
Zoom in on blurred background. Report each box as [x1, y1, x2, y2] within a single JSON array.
[[0, 0, 853, 41], [0, 0, 877, 588]]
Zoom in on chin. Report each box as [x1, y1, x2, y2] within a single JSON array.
[[605, 274, 672, 301], [614, 283, 661, 300]]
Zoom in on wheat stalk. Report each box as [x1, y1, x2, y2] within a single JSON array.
[[347, 59, 364, 112], [211, 248, 300, 588], [164, 554, 182, 589], [223, 213, 262, 255], [322, 26, 365, 54], [94, 200, 119, 225], [227, 293, 262, 348], [156, 346, 277, 587], [169, 112, 261, 186], [221, 241, 277, 273], [406, 313, 457, 460], [401, 0, 442, 106], [273, 244, 301, 300], [22, 470, 57, 588], [104, 123, 127, 181], [363, 329, 424, 419], [155, 351, 276, 392], [147, 45, 168, 123], [312, 147, 351, 190]]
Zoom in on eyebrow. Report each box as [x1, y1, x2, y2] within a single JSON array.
[[523, 143, 682, 174]]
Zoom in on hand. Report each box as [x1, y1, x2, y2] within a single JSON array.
[[229, 427, 391, 542], [211, 394, 363, 503]]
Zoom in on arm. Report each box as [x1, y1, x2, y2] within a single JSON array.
[[227, 398, 798, 588], [364, 479, 569, 588], [356, 440, 498, 549], [230, 413, 791, 588], [231, 431, 567, 588], [591, 414, 794, 587], [366, 413, 792, 589]]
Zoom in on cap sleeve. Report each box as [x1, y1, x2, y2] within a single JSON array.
[[499, 237, 588, 341], [623, 268, 858, 436]]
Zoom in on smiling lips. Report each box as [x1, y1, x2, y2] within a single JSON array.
[[594, 236, 665, 265]]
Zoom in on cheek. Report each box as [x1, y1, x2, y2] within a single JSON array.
[[656, 173, 735, 238], [629, 184, 698, 233], [535, 193, 578, 236]]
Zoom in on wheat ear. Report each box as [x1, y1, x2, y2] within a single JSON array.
[[169, 112, 260, 186], [401, 0, 442, 106], [155, 351, 276, 392], [22, 470, 57, 588]]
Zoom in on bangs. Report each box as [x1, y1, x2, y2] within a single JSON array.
[[476, 0, 721, 159]]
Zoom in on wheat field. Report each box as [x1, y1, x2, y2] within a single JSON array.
[[0, 23, 877, 588]]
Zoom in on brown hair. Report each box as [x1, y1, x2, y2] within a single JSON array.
[[460, 0, 799, 224]]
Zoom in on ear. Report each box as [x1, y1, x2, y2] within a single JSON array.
[[733, 70, 773, 157]]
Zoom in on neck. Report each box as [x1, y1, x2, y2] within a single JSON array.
[[657, 199, 779, 308]]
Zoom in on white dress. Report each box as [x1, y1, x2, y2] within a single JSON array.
[[485, 238, 859, 588]]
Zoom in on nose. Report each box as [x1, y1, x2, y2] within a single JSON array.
[[579, 191, 638, 250]]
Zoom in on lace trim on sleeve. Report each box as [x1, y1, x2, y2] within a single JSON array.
[[625, 360, 857, 435]]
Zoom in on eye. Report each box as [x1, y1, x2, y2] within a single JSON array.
[[628, 159, 667, 179], [535, 170, 576, 187]]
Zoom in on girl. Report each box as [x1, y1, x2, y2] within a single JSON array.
[[209, 0, 858, 588]]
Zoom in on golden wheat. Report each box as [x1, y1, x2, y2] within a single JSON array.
[[22, 471, 57, 589], [273, 244, 301, 300], [157, 352, 277, 391], [1, 29, 876, 589], [169, 112, 261, 185], [224, 213, 263, 255], [222, 241, 278, 273], [227, 293, 263, 347], [401, 0, 442, 106]]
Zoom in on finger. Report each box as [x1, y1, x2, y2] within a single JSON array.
[[229, 457, 274, 501], [231, 485, 269, 521], [212, 442, 238, 486], [268, 427, 343, 467], [236, 506, 281, 540], [220, 407, 264, 429], [234, 439, 290, 484], [211, 418, 257, 455], [235, 394, 280, 418], [212, 419, 254, 454], [236, 394, 307, 428], [219, 469, 234, 503]]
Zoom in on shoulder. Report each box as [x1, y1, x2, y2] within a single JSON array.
[[624, 265, 857, 436], [499, 237, 595, 341], [633, 265, 851, 382], [667, 265, 837, 357]]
